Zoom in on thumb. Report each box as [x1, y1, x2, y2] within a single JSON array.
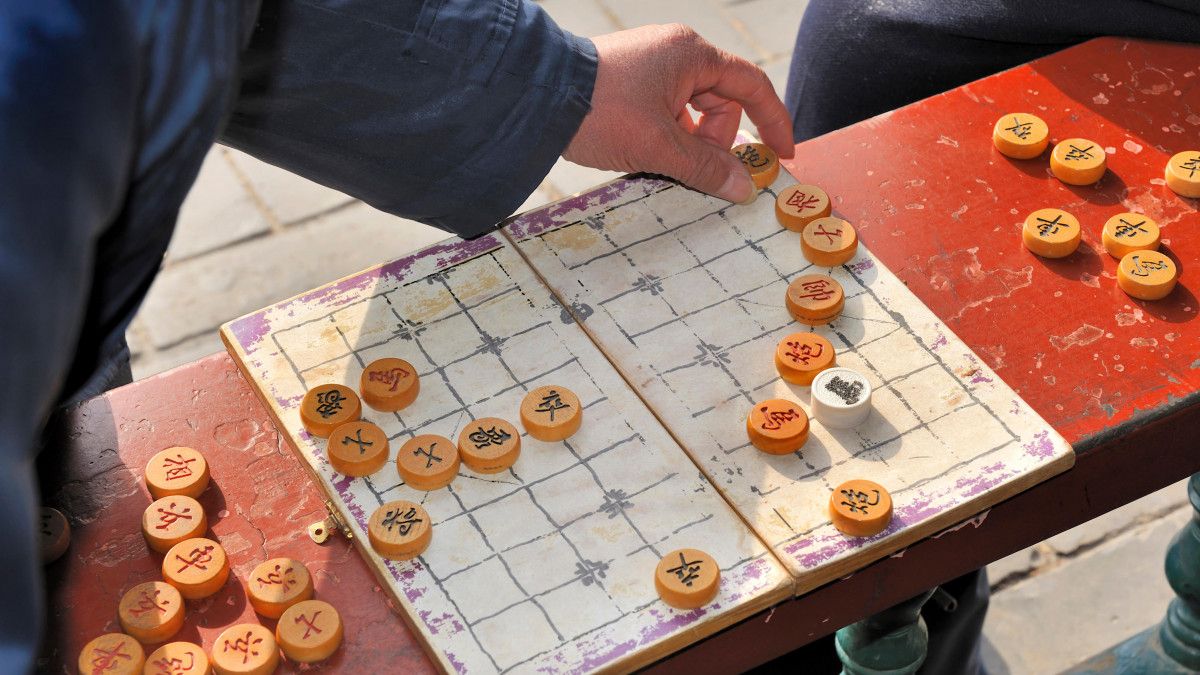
[[660, 126, 756, 204]]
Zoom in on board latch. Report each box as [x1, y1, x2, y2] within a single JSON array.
[[308, 500, 353, 544]]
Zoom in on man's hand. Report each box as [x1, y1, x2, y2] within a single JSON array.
[[564, 24, 794, 204]]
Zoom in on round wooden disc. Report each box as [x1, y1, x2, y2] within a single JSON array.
[[457, 417, 521, 474], [276, 599, 344, 663], [327, 420, 390, 477], [801, 217, 859, 268], [145, 642, 210, 675], [396, 434, 460, 490], [118, 581, 185, 644], [519, 385, 583, 442], [1165, 150, 1200, 198], [991, 113, 1049, 159], [162, 537, 229, 600], [144, 446, 209, 500], [360, 357, 420, 412], [368, 500, 432, 560], [785, 274, 845, 326], [1117, 250, 1178, 301], [654, 548, 720, 609], [774, 332, 836, 385], [746, 399, 810, 455], [1050, 138, 1106, 185], [299, 384, 362, 438], [39, 506, 71, 564], [1101, 212, 1160, 259], [830, 479, 893, 537], [1022, 208, 1081, 259], [78, 633, 145, 675], [731, 143, 780, 189], [141, 495, 207, 554], [247, 557, 314, 619], [211, 623, 279, 675], [775, 184, 831, 231]]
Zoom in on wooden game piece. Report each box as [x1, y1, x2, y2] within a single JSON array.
[[785, 274, 844, 326], [144, 642, 210, 675], [830, 479, 893, 537], [775, 184, 831, 231], [367, 500, 432, 560], [731, 142, 779, 189], [396, 434, 460, 490], [246, 558, 314, 619], [811, 367, 873, 429], [774, 332, 836, 385], [79, 633, 146, 675], [1117, 250, 1178, 301], [299, 383, 361, 438], [39, 506, 70, 564], [144, 446, 209, 500], [1165, 150, 1200, 198], [162, 537, 230, 600], [211, 624, 279, 675], [991, 113, 1049, 159], [359, 357, 420, 412], [276, 599, 344, 663], [457, 417, 521, 474], [1049, 138, 1106, 185], [326, 420, 389, 477], [519, 385, 583, 442], [654, 548, 720, 610], [141, 495, 207, 554], [746, 399, 810, 455], [801, 216, 859, 268], [1022, 208, 1081, 259], [1101, 212, 1160, 259], [118, 581, 185, 644]]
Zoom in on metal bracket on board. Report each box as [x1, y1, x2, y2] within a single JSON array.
[[308, 500, 353, 544]]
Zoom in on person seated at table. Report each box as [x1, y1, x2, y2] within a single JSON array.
[[0, 1, 793, 671]]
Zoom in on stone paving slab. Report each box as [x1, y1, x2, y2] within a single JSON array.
[[167, 148, 271, 262], [224, 147, 354, 226]]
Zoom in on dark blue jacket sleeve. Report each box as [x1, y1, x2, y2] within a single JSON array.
[[220, 0, 598, 238]]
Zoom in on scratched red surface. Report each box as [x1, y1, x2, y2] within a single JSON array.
[[40, 354, 435, 673], [783, 37, 1200, 447]]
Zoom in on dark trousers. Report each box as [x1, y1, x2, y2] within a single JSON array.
[[780, 1, 1200, 672]]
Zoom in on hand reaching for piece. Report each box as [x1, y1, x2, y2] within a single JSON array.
[[564, 24, 794, 204]]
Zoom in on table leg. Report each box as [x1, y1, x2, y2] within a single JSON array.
[[835, 588, 936, 675]]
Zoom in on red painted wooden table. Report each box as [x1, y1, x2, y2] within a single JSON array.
[[43, 37, 1199, 673]]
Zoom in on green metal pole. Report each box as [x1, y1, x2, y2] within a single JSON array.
[[835, 589, 936, 675]]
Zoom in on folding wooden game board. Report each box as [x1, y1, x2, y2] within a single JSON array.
[[222, 159, 1073, 673]]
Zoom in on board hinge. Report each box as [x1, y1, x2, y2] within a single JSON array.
[[308, 500, 353, 544]]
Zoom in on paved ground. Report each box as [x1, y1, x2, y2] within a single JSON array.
[[127, 2, 1190, 672]]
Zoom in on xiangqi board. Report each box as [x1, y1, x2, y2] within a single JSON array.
[[221, 234, 792, 674]]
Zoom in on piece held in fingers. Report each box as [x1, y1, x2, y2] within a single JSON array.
[[774, 332, 836, 385], [145, 446, 210, 500], [520, 385, 583, 442], [141, 495, 207, 554], [992, 113, 1049, 159], [1101, 213, 1160, 259], [300, 384, 362, 438], [118, 581, 185, 644], [368, 500, 432, 560], [830, 479, 893, 537], [654, 548, 720, 609], [731, 142, 779, 189], [79, 633, 146, 675], [1049, 138, 1106, 185], [785, 274, 844, 326], [327, 420, 390, 477], [458, 417, 521, 474], [1022, 208, 1081, 259], [1117, 250, 1178, 301], [247, 558, 314, 619], [801, 216, 858, 268], [211, 623, 279, 675], [775, 184, 831, 231], [360, 357, 420, 412], [39, 506, 71, 564], [746, 399, 810, 455], [277, 600, 344, 663], [162, 537, 230, 600], [396, 434, 460, 490]]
